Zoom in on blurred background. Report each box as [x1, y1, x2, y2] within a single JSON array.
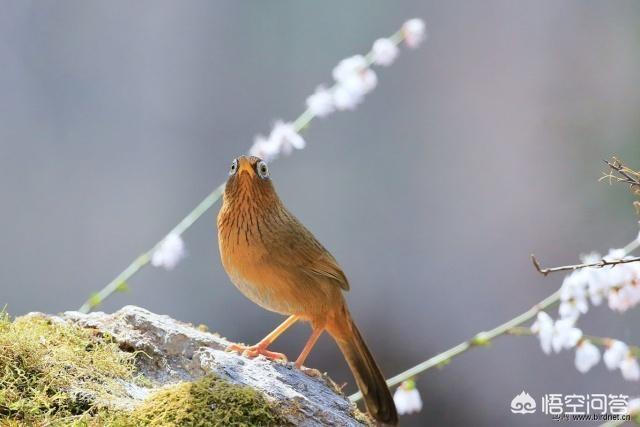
[[2, 1, 640, 425]]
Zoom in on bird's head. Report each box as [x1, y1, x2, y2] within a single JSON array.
[[223, 155, 277, 206]]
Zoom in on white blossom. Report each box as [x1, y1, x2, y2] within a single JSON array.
[[306, 86, 335, 118], [268, 121, 306, 156], [574, 340, 600, 373], [621, 356, 640, 381], [604, 340, 629, 370], [403, 18, 427, 49], [151, 233, 186, 270], [372, 38, 399, 66], [551, 318, 583, 353], [333, 85, 363, 111], [558, 300, 588, 320], [559, 270, 589, 319], [531, 311, 554, 354], [532, 313, 582, 354], [341, 67, 377, 96], [332, 55, 368, 83], [332, 55, 377, 102], [609, 284, 640, 313], [393, 380, 422, 415], [249, 134, 280, 162]]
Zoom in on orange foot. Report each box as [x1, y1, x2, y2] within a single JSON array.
[[226, 343, 288, 362]]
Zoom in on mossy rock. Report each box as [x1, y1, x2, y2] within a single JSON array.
[[0, 312, 286, 426], [0, 307, 368, 426]]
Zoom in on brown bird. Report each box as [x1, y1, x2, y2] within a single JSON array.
[[217, 155, 398, 425]]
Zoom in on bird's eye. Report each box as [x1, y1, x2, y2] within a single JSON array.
[[229, 159, 238, 176], [256, 161, 269, 179]]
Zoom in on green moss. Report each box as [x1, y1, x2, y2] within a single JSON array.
[[130, 374, 287, 427], [0, 311, 136, 426]]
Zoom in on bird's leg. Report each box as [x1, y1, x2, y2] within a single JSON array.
[[227, 314, 298, 361], [294, 327, 324, 369]]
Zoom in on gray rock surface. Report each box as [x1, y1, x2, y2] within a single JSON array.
[[56, 305, 366, 426]]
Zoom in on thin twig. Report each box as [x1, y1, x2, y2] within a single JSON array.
[[600, 157, 640, 189], [531, 254, 640, 277]]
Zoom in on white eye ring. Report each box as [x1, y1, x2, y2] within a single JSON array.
[[256, 161, 269, 179], [229, 159, 238, 176]]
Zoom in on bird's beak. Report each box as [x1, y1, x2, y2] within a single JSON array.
[[238, 159, 254, 176]]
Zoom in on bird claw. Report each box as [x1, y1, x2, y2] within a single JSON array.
[[226, 343, 288, 362]]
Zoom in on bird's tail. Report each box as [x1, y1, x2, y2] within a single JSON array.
[[326, 305, 398, 426]]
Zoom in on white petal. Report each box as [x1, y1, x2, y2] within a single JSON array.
[[332, 55, 367, 83], [151, 233, 186, 270], [621, 357, 640, 381], [606, 248, 626, 260], [249, 135, 280, 162], [532, 312, 554, 354], [339, 68, 377, 97], [604, 341, 630, 370], [393, 387, 422, 415], [306, 86, 335, 118], [559, 302, 579, 319], [403, 18, 427, 48], [575, 341, 600, 373], [332, 54, 377, 98], [552, 318, 582, 352], [372, 38, 399, 66], [269, 121, 306, 156], [333, 84, 363, 111]]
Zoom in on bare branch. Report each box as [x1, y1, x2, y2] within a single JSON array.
[[600, 157, 640, 190], [531, 254, 640, 276]]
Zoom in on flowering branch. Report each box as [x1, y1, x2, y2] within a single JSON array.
[[508, 326, 640, 358], [78, 18, 427, 313], [352, 235, 640, 408], [349, 289, 562, 403], [531, 254, 640, 277]]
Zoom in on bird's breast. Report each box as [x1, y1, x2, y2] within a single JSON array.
[[218, 206, 297, 314]]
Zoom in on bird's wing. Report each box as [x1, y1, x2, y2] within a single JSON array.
[[268, 213, 350, 291], [299, 251, 350, 291]]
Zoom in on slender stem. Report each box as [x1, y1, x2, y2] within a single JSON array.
[[622, 238, 640, 255], [78, 183, 225, 313], [348, 289, 561, 402], [78, 25, 411, 313]]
